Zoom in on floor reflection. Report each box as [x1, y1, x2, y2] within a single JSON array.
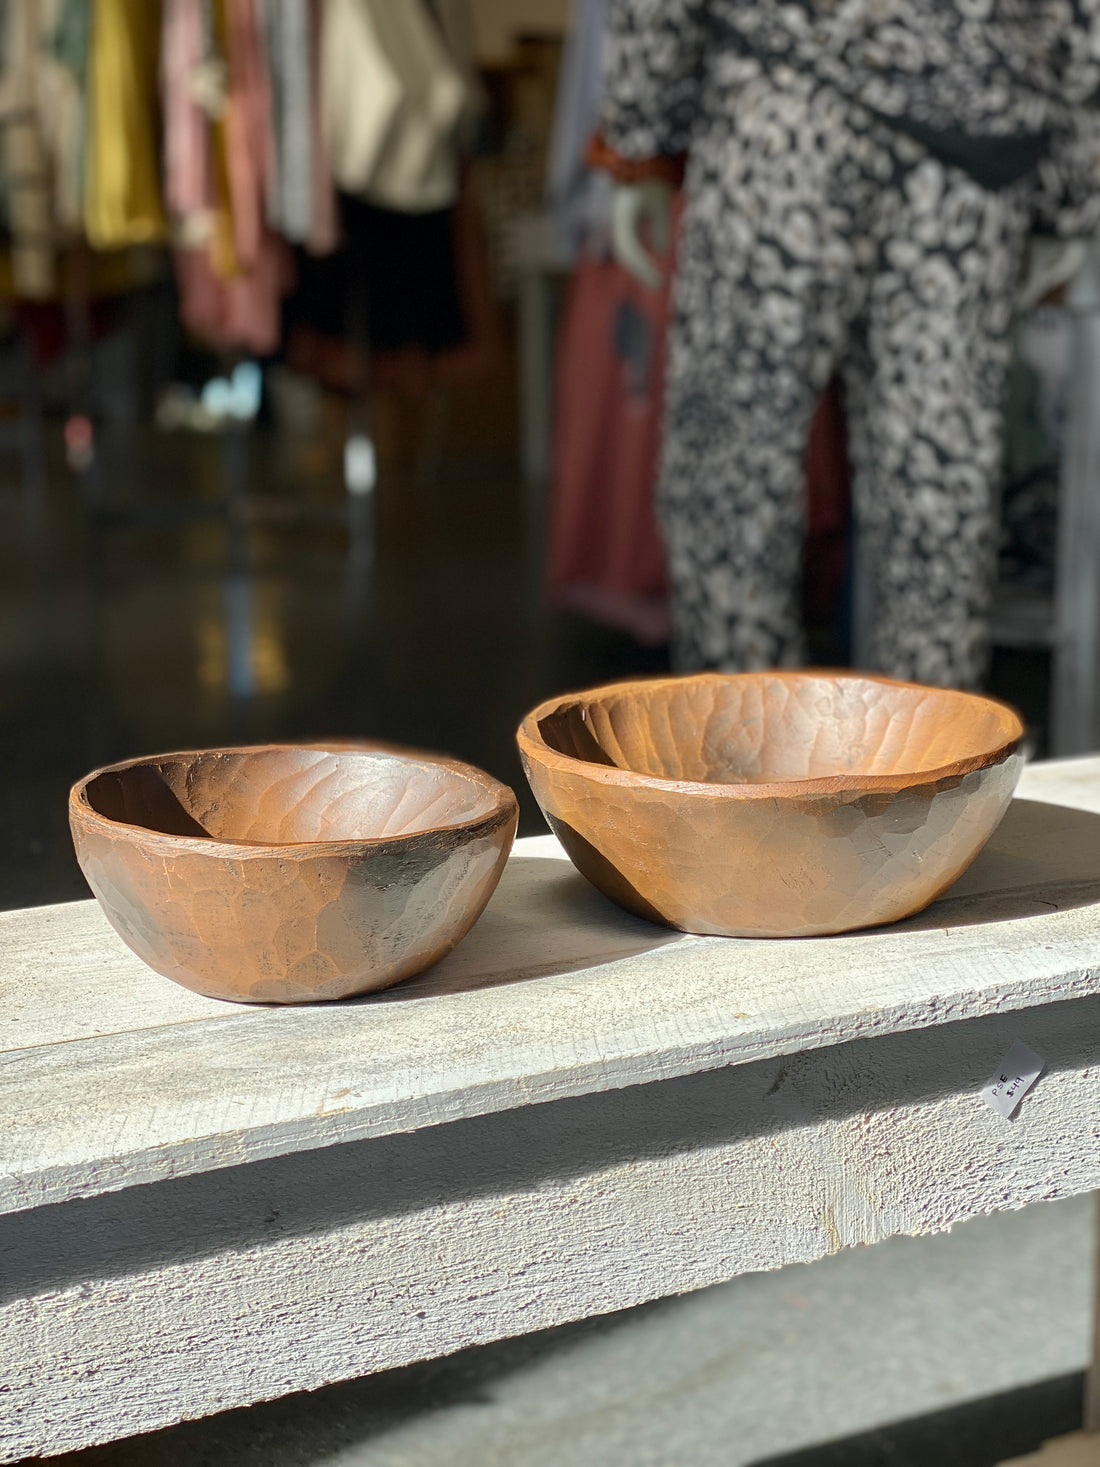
[[0, 348, 1052, 912], [0, 368, 670, 910]]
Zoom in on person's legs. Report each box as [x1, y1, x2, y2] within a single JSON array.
[[660, 60, 873, 670], [844, 155, 1032, 687]]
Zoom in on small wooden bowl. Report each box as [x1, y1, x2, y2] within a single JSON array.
[[70, 745, 518, 1002], [517, 672, 1025, 938]]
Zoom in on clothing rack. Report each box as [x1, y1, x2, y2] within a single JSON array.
[[0, 0, 482, 355]]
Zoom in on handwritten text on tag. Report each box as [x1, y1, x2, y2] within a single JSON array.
[[981, 1040, 1044, 1118]]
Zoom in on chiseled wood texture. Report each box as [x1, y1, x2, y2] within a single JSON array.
[[3, 756, 1100, 1459], [69, 744, 518, 1002], [518, 671, 1025, 937]]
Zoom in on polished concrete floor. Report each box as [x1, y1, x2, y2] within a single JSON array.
[[0, 370, 668, 913], [0, 360, 1051, 914]]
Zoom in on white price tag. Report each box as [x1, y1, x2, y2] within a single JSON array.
[[981, 1040, 1044, 1118]]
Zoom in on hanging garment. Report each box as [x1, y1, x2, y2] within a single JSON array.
[[358, 0, 467, 213], [223, 0, 270, 268], [260, 0, 336, 252], [548, 242, 673, 647], [160, 0, 236, 272], [320, 0, 403, 198], [161, 0, 211, 227], [548, 248, 852, 646], [284, 163, 502, 394], [286, 193, 466, 358], [172, 0, 292, 354], [424, 0, 486, 153], [258, 0, 311, 242], [84, 0, 167, 250], [345, 194, 466, 352], [0, 0, 54, 297], [546, 0, 612, 258], [174, 237, 290, 353], [304, 0, 337, 254], [37, 0, 87, 238]]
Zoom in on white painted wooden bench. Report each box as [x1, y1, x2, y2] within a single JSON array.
[[5, 756, 1100, 1462]]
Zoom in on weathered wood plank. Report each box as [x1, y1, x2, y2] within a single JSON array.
[[3, 995, 1097, 1462], [8, 754, 1095, 1054], [4, 758, 1100, 1460], [1084, 1193, 1100, 1433], [1011, 753, 1100, 813], [0, 847, 679, 1055], [3, 761, 1100, 1216], [999, 1434, 1100, 1465]]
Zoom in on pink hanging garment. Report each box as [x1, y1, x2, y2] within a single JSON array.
[[224, 0, 272, 268], [161, 0, 211, 225], [549, 203, 848, 648], [173, 238, 292, 356], [547, 226, 677, 647], [172, 0, 293, 355]]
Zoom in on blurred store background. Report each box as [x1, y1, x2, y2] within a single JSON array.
[[0, 0, 645, 911], [0, 0, 1087, 912]]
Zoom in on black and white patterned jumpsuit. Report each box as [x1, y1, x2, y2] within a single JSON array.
[[600, 0, 1100, 686]]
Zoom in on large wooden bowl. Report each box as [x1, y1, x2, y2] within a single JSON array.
[[70, 745, 518, 1002], [517, 672, 1025, 938]]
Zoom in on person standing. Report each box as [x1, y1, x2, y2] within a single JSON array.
[[591, 0, 1100, 686]]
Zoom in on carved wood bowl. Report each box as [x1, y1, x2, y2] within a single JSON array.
[[517, 672, 1025, 938], [70, 745, 518, 1002]]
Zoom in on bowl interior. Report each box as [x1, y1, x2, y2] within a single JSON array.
[[82, 748, 500, 844], [536, 674, 1021, 785]]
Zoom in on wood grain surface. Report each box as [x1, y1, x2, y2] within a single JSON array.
[[3, 988, 1098, 1461], [518, 672, 1025, 937]]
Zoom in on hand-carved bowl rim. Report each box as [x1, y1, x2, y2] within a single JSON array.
[[69, 742, 518, 858], [517, 671, 1025, 801]]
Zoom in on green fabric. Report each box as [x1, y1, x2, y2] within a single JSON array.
[[52, 0, 90, 82]]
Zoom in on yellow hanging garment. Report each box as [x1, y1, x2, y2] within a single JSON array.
[[84, 0, 167, 249], [209, 0, 239, 280]]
